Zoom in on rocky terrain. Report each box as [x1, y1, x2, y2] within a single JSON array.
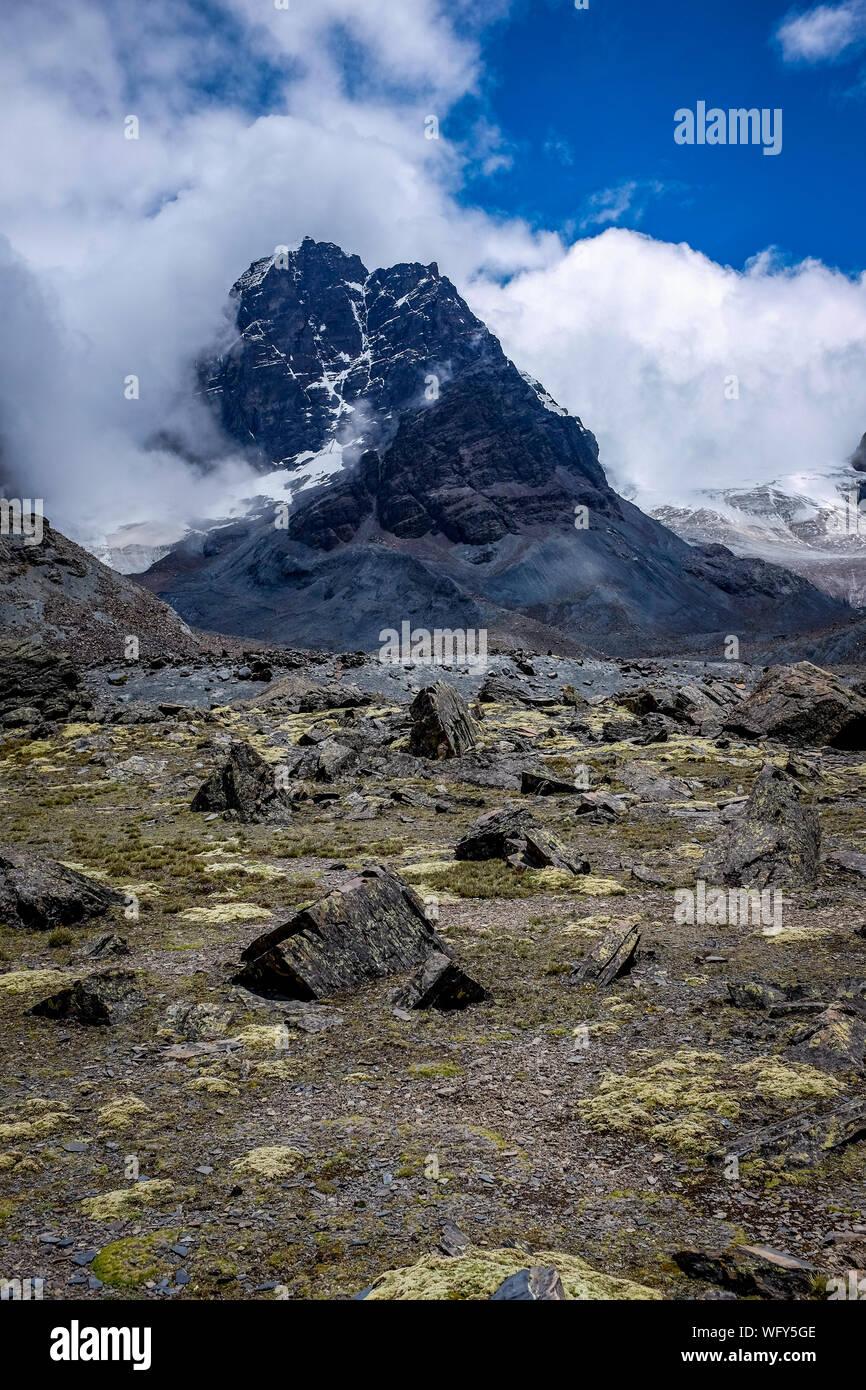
[[135, 238, 848, 656], [1, 639, 864, 1302]]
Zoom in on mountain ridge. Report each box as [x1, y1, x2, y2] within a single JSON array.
[[139, 238, 849, 656]]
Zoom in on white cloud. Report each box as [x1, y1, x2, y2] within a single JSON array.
[[776, 1, 866, 63], [469, 231, 866, 509], [578, 179, 668, 230]]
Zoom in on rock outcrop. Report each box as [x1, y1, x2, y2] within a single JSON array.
[[700, 762, 820, 889], [0, 845, 124, 930], [408, 682, 479, 759], [724, 661, 866, 748], [455, 805, 588, 874], [190, 741, 293, 823]]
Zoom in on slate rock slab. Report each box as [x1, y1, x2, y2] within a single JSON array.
[[723, 661, 866, 749], [674, 1245, 821, 1300], [710, 1096, 866, 1169], [490, 1267, 566, 1301], [392, 951, 489, 1011], [700, 761, 820, 889], [0, 845, 124, 931], [237, 867, 447, 1000], [190, 741, 292, 823], [409, 682, 479, 759], [455, 805, 588, 875], [570, 924, 640, 987], [31, 971, 140, 1026]]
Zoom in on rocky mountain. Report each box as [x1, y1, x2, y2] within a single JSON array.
[[652, 467, 866, 610], [0, 516, 203, 664], [140, 238, 848, 656]]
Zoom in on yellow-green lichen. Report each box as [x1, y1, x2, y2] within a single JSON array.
[[364, 1246, 660, 1300], [230, 1146, 304, 1179]]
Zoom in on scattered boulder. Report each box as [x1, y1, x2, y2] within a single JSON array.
[[724, 661, 866, 749], [30, 970, 140, 1026], [190, 741, 292, 823], [438, 1222, 471, 1258], [455, 805, 588, 875], [88, 934, 130, 959], [490, 1267, 566, 1301], [785, 991, 866, 1073], [477, 676, 537, 706], [674, 1244, 822, 1300], [0, 845, 124, 930], [521, 769, 581, 796], [165, 1002, 236, 1041], [313, 738, 358, 782], [570, 923, 640, 987], [237, 867, 447, 1000], [700, 762, 820, 889], [391, 952, 489, 1011], [408, 681, 479, 758]]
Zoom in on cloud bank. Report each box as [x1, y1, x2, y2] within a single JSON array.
[[0, 0, 865, 545]]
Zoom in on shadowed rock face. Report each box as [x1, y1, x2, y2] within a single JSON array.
[[30, 971, 140, 1026], [140, 238, 848, 655], [190, 741, 292, 824], [0, 845, 125, 930], [701, 761, 821, 890], [236, 867, 449, 1000], [0, 638, 92, 735], [408, 682, 479, 759], [724, 661, 866, 749]]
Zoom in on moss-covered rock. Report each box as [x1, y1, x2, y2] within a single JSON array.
[[230, 1145, 304, 1179], [364, 1246, 661, 1300]]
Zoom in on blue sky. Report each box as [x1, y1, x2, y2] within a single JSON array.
[[449, 0, 866, 273]]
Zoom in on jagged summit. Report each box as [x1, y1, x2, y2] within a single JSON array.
[[142, 238, 849, 655]]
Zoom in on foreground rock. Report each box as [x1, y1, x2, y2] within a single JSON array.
[[0, 845, 124, 930], [710, 1096, 866, 1169], [391, 952, 489, 1011], [31, 971, 140, 1026], [409, 681, 479, 758], [190, 741, 292, 823], [359, 1246, 661, 1300], [455, 805, 588, 874], [700, 762, 820, 889], [674, 1244, 822, 1300], [0, 638, 93, 735], [723, 661, 866, 748], [570, 924, 640, 987], [490, 1267, 566, 1300], [237, 867, 446, 999]]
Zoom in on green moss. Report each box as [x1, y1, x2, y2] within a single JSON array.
[[230, 1146, 304, 1179], [97, 1095, 150, 1131], [91, 1231, 178, 1288]]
